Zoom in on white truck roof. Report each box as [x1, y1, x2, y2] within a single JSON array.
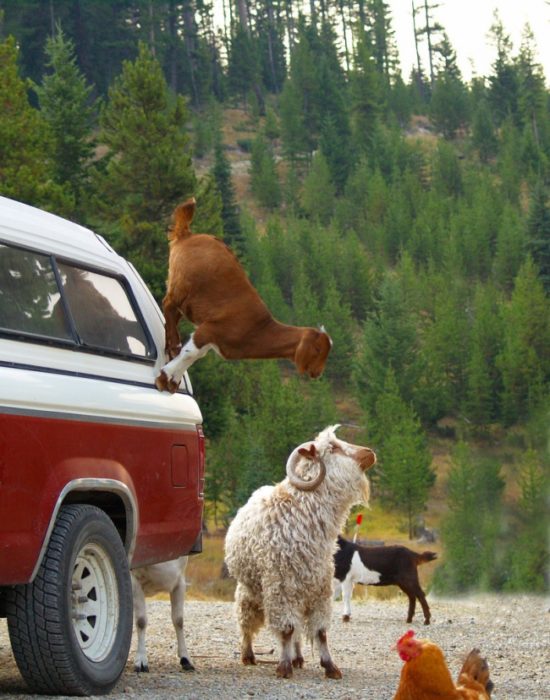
[[0, 196, 120, 269]]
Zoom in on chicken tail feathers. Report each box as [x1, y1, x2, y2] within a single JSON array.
[[458, 648, 493, 697]]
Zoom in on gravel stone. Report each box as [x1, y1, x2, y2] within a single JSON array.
[[1, 594, 548, 699]]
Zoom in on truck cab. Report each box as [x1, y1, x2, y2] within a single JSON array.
[[0, 196, 205, 695]]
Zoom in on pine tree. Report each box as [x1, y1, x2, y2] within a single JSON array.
[[211, 139, 243, 251], [94, 43, 196, 300], [279, 22, 319, 163], [463, 284, 503, 426], [471, 99, 498, 164], [320, 279, 355, 385], [370, 369, 434, 539], [348, 28, 384, 155], [353, 272, 422, 414], [516, 25, 547, 150], [192, 174, 224, 238], [504, 449, 549, 592], [0, 36, 70, 213], [493, 204, 526, 290], [434, 442, 504, 592], [430, 34, 469, 139], [526, 183, 550, 293], [249, 135, 281, 209], [35, 27, 96, 212], [498, 258, 550, 424], [301, 151, 335, 225], [487, 12, 520, 127]]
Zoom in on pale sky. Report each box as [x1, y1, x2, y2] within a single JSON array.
[[388, 0, 550, 82], [213, 1, 550, 83]]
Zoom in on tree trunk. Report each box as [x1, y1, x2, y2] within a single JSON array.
[[266, 0, 278, 92], [182, 0, 199, 106], [285, 0, 296, 50], [236, 0, 250, 35], [339, 0, 350, 73], [148, 0, 156, 56], [423, 0, 435, 85], [167, 0, 178, 93]]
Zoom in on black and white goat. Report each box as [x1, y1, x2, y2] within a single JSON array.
[[333, 536, 437, 625], [131, 556, 194, 672]]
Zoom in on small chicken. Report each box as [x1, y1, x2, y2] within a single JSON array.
[[393, 630, 494, 700]]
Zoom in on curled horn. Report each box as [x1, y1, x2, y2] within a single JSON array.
[[286, 444, 327, 491]]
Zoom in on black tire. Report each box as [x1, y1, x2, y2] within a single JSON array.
[[6, 504, 133, 696]]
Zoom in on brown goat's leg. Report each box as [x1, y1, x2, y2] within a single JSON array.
[[163, 297, 183, 359], [317, 629, 342, 679]]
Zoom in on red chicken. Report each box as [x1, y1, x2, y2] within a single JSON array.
[[393, 630, 494, 700]]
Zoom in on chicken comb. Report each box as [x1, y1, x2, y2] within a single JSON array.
[[397, 630, 415, 646]]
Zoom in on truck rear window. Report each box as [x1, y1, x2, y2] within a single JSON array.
[[0, 243, 154, 360]]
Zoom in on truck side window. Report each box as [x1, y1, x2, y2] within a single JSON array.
[[0, 243, 72, 340], [57, 262, 153, 358]]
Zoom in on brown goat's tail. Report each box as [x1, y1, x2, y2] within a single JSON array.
[[416, 551, 438, 566], [169, 197, 196, 240]]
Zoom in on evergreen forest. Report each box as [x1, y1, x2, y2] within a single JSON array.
[[0, 1, 549, 594]]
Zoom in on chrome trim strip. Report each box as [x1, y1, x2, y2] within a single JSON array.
[[0, 405, 198, 432], [0, 359, 166, 387], [30, 479, 139, 581]]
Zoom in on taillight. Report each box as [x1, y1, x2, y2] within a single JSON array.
[[197, 425, 205, 497]]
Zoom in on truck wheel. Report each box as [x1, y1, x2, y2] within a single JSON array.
[[6, 504, 132, 696]]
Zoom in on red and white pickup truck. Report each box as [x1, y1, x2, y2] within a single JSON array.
[[0, 196, 205, 695]]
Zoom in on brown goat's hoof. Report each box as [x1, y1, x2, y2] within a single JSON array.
[[276, 661, 293, 678], [424, 620, 431, 626], [168, 378, 180, 393], [155, 371, 169, 392], [342, 615, 351, 623], [322, 661, 342, 679], [292, 655, 304, 668], [242, 654, 256, 666]]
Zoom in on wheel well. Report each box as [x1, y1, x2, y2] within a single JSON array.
[[62, 490, 128, 550]]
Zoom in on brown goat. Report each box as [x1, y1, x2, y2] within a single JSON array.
[[155, 198, 332, 393]]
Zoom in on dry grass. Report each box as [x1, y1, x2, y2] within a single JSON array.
[[184, 501, 441, 605]]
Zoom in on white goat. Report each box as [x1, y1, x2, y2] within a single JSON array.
[[224, 425, 376, 679], [131, 556, 194, 672]]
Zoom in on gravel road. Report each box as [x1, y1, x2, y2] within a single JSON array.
[[1, 594, 548, 699]]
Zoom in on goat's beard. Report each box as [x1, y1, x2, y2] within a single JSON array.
[[356, 476, 371, 507]]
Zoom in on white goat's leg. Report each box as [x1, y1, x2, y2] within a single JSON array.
[[341, 576, 354, 622], [235, 582, 264, 666], [309, 598, 342, 679], [316, 628, 342, 679], [275, 623, 296, 679], [132, 578, 149, 672], [170, 575, 194, 671], [292, 635, 304, 669]]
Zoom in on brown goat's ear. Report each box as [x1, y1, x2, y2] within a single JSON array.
[[298, 444, 317, 460]]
